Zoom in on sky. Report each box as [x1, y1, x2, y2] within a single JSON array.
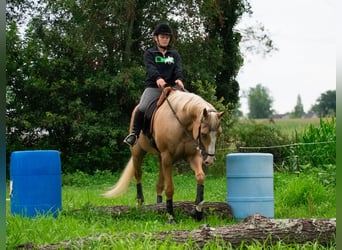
[[236, 0, 336, 115]]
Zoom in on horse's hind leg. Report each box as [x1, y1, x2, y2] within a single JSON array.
[[132, 147, 146, 206]]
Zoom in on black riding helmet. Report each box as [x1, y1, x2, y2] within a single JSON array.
[[153, 24, 173, 50], [153, 23, 172, 36]]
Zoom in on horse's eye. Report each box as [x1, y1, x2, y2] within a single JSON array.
[[201, 133, 208, 138]]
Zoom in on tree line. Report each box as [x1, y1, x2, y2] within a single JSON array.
[[7, 0, 334, 175], [7, 0, 279, 173], [246, 84, 336, 119], [7, 0, 334, 174]]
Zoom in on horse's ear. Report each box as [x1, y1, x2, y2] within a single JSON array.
[[217, 111, 224, 119], [203, 108, 209, 118]]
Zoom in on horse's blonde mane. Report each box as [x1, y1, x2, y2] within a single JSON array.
[[168, 91, 215, 115]]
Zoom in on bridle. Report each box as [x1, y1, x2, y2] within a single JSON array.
[[196, 110, 220, 159], [163, 90, 220, 159]]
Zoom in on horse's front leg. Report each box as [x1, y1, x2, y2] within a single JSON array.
[[190, 155, 205, 221], [161, 153, 175, 223], [156, 161, 164, 203]]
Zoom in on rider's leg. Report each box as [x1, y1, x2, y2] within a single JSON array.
[[124, 87, 162, 146], [123, 109, 144, 146]]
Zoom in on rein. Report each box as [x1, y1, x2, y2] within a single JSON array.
[[163, 90, 198, 149], [162, 89, 217, 159]]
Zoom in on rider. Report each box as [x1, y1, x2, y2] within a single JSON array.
[[124, 23, 185, 146]]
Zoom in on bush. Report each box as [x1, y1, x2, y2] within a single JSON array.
[[298, 117, 336, 166], [233, 120, 290, 166], [293, 117, 336, 187], [62, 169, 114, 187], [231, 117, 336, 187]]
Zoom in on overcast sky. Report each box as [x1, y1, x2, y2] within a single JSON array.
[[236, 0, 336, 115]]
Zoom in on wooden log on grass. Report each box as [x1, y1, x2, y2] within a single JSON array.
[[148, 213, 336, 247], [90, 201, 234, 219], [18, 213, 336, 249]]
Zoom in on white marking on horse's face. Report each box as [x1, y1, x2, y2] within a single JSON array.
[[208, 131, 217, 155], [201, 112, 222, 165], [204, 131, 217, 165]]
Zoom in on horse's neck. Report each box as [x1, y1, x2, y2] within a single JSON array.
[[170, 92, 210, 122]]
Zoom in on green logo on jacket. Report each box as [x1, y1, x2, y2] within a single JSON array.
[[155, 56, 175, 64]]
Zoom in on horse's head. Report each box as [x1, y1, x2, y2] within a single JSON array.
[[193, 108, 224, 165]]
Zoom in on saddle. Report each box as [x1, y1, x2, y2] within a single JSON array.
[[142, 87, 174, 148]]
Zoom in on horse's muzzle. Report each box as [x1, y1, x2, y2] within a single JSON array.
[[203, 154, 215, 165]]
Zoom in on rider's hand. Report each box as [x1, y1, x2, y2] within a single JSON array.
[[157, 78, 167, 88], [175, 79, 184, 90]]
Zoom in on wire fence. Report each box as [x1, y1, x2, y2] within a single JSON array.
[[217, 140, 335, 151], [216, 140, 336, 174], [238, 140, 336, 150]]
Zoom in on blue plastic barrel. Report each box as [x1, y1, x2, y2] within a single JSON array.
[[10, 150, 62, 217], [226, 153, 274, 219]]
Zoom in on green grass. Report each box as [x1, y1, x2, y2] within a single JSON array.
[[274, 173, 336, 218], [6, 117, 336, 248], [6, 170, 336, 249], [251, 117, 321, 137]]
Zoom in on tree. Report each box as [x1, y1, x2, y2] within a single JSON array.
[[199, 0, 247, 108], [290, 94, 305, 118], [6, 0, 275, 173], [6, 0, 144, 173], [247, 84, 273, 119], [310, 90, 336, 117]]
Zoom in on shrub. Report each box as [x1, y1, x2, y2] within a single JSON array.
[[62, 169, 114, 187], [233, 120, 290, 166], [292, 117, 336, 187], [298, 117, 336, 166]]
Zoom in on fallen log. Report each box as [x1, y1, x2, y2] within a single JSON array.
[[148, 213, 336, 247], [17, 213, 336, 249], [89, 201, 233, 219]]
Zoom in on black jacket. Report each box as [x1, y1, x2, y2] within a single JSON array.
[[144, 46, 184, 88]]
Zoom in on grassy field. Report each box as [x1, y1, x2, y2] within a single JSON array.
[[6, 117, 336, 249], [240, 117, 322, 137], [6, 170, 336, 249]]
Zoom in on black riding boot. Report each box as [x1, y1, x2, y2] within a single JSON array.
[[124, 110, 144, 146]]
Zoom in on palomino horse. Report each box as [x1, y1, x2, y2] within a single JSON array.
[[104, 88, 224, 223]]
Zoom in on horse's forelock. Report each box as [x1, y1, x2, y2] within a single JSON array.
[[207, 111, 221, 131]]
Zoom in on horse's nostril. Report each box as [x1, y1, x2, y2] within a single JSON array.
[[204, 157, 215, 165]]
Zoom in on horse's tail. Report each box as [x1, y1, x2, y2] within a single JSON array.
[[103, 157, 135, 198]]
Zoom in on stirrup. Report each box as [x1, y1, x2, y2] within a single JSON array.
[[123, 133, 138, 146]]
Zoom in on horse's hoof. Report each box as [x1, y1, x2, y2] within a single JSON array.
[[190, 208, 204, 221], [167, 218, 176, 224], [166, 213, 176, 224], [136, 198, 144, 206]]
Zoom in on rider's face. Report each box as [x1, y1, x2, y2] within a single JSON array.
[[155, 34, 171, 47]]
